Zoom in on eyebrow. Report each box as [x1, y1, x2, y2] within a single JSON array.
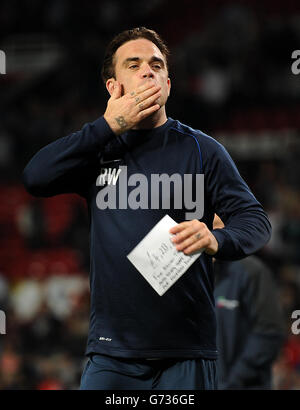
[[122, 56, 165, 67]]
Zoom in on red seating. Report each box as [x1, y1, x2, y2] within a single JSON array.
[[0, 184, 86, 279]]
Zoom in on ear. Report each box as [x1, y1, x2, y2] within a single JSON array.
[[167, 78, 171, 96], [106, 78, 116, 96]]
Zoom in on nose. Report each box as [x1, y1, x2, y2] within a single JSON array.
[[140, 63, 154, 79]]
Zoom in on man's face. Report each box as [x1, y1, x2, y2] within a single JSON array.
[[108, 38, 171, 108]]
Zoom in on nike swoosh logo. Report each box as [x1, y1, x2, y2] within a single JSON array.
[[99, 158, 122, 165]]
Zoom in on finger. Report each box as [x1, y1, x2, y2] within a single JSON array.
[[171, 226, 198, 244], [111, 81, 122, 100], [138, 104, 160, 120], [131, 86, 161, 104], [137, 85, 162, 102], [184, 233, 214, 255], [137, 90, 162, 111], [170, 223, 196, 239], [169, 222, 191, 235], [182, 241, 205, 255], [135, 81, 158, 95], [174, 234, 199, 251]]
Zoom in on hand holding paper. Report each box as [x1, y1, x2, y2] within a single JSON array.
[[127, 215, 202, 296]]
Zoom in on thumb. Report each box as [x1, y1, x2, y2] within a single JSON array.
[[111, 81, 122, 99]]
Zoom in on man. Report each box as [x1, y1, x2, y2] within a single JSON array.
[[22, 27, 271, 390], [213, 216, 285, 389]]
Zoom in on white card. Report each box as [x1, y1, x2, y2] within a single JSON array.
[[127, 214, 202, 296]]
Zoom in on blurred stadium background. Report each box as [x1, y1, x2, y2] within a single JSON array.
[[0, 0, 300, 390]]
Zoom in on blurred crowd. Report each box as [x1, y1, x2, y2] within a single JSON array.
[[0, 0, 300, 389]]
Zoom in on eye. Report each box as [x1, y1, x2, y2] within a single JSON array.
[[129, 64, 139, 69], [152, 64, 162, 70]]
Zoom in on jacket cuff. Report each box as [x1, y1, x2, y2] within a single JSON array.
[[90, 116, 116, 146], [211, 229, 236, 260]]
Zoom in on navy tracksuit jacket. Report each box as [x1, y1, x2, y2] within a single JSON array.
[[22, 116, 272, 360]]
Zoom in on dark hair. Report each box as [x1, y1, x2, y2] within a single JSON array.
[[101, 27, 170, 84]]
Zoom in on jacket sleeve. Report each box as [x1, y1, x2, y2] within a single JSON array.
[[224, 258, 285, 388], [22, 116, 115, 197], [201, 136, 272, 259]]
